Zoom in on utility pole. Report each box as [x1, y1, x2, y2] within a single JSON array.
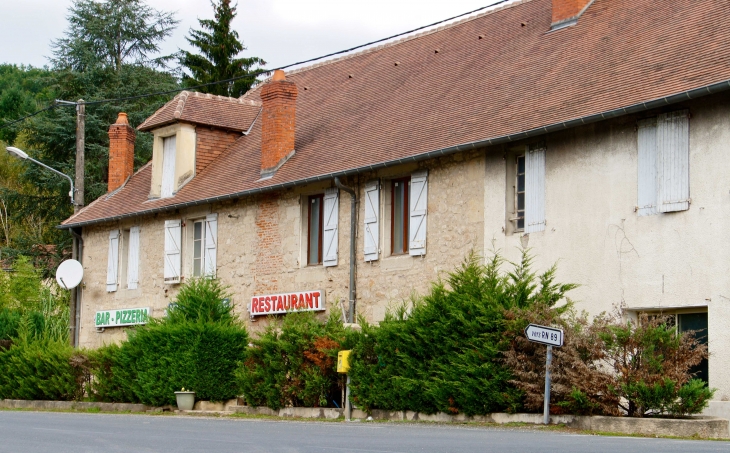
[[75, 100, 85, 211], [57, 99, 85, 347]]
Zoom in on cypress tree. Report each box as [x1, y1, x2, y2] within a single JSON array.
[[179, 0, 265, 98]]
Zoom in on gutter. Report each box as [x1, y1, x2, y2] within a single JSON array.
[[334, 177, 357, 323], [59, 78, 730, 230]]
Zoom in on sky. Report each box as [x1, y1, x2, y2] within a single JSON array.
[[0, 0, 505, 71]]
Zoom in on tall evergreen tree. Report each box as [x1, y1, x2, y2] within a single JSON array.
[[180, 0, 265, 98], [1, 0, 180, 273]]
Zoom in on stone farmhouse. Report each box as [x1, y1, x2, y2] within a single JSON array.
[[61, 0, 730, 415]]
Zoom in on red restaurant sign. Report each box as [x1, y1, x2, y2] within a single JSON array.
[[249, 290, 325, 316]]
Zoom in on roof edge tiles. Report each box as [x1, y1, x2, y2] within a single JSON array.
[[60, 78, 730, 229]]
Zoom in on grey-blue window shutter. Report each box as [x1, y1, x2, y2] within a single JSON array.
[[657, 110, 690, 213], [637, 118, 659, 216], [525, 144, 546, 233], [106, 230, 120, 292]]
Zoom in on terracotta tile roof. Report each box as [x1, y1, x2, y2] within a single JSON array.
[[63, 0, 730, 227], [137, 91, 261, 132]]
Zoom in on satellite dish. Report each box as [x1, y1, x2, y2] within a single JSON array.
[[56, 259, 83, 290]]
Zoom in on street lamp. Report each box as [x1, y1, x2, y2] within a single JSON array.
[[5, 146, 75, 206]]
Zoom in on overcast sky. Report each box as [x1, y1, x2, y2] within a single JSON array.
[[1, 0, 505, 71]]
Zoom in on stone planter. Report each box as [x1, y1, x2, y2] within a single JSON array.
[[174, 391, 196, 411]]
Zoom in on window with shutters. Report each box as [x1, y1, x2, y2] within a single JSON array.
[[506, 143, 545, 234], [117, 227, 141, 290], [182, 213, 218, 279], [384, 170, 428, 257], [307, 194, 324, 265], [106, 230, 120, 292], [637, 110, 690, 216]]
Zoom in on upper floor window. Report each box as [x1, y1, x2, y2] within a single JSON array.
[[307, 194, 323, 265], [161, 136, 177, 198], [507, 143, 545, 234], [515, 155, 526, 231], [391, 177, 410, 255], [164, 213, 217, 284], [637, 110, 690, 216], [192, 219, 206, 277]]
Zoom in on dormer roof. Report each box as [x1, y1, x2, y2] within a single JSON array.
[[138, 91, 261, 132]]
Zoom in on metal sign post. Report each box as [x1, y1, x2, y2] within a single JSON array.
[[524, 324, 563, 425]]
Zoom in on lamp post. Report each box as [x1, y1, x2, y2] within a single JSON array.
[[5, 147, 75, 206]]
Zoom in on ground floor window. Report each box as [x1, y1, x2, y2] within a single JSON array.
[[678, 312, 708, 384]]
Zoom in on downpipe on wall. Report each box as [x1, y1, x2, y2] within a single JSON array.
[[334, 177, 356, 323]]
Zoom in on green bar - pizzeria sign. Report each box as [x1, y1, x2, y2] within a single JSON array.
[[95, 307, 150, 328]]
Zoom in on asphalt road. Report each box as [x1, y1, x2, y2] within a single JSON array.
[[0, 411, 729, 453]]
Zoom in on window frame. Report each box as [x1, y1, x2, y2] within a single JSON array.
[[192, 219, 206, 277], [307, 193, 324, 265], [514, 154, 526, 232], [391, 177, 410, 255]]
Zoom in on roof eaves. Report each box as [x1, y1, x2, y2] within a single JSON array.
[[59, 78, 730, 230]]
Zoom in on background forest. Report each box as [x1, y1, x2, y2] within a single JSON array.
[[0, 0, 265, 275]]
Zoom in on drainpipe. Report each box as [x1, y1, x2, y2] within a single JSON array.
[[334, 177, 356, 323], [70, 228, 83, 348]]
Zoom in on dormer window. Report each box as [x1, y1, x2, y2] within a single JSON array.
[[161, 136, 177, 198], [149, 123, 197, 199]]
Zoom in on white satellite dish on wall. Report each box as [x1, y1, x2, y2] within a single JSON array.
[[55, 259, 83, 290]]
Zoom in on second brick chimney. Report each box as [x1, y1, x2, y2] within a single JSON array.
[[108, 112, 135, 192], [552, 0, 594, 28], [260, 69, 298, 178]]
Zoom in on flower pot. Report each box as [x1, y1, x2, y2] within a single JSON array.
[[175, 391, 196, 411]]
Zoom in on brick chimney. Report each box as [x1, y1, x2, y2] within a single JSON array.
[[552, 0, 594, 28], [108, 112, 135, 192], [260, 69, 298, 177]]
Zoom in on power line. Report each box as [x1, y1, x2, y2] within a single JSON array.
[[0, 104, 59, 130], [0, 0, 511, 128]]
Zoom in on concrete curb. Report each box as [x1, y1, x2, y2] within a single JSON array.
[[0, 399, 148, 412], [230, 406, 729, 438]]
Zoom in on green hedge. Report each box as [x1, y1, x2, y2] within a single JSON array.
[[238, 311, 352, 410], [349, 251, 575, 416], [0, 339, 86, 401], [116, 321, 248, 406]]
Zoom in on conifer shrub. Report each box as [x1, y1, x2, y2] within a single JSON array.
[[0, 338, 87, 401], [101, 278, 248, 406], [348, 251, 576, 415], [504, 306, 714, 417], [238, 311, 351, 410], [86, 343, 137, 403]]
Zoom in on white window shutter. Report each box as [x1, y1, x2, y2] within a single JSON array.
[[657, 110, 690, 213], [204, 213, 218, 277], [323, 188, 339, 267], [637, 118, 659, 216], [409, 170, 428, 256], [106, 230, 119, 292], [363, 182, 380, 262], [127, 226, 140, 289], [524, 145, 546, 233], [161, 136, 176, 198], [164, 220, 181, 283]]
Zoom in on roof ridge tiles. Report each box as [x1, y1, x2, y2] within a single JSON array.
[[173, 91, 190, 119]]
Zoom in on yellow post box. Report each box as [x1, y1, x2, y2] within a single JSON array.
[[337, 350, 352, 374]]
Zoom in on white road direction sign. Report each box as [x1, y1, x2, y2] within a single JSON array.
[[525, 323, 564, 347]]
